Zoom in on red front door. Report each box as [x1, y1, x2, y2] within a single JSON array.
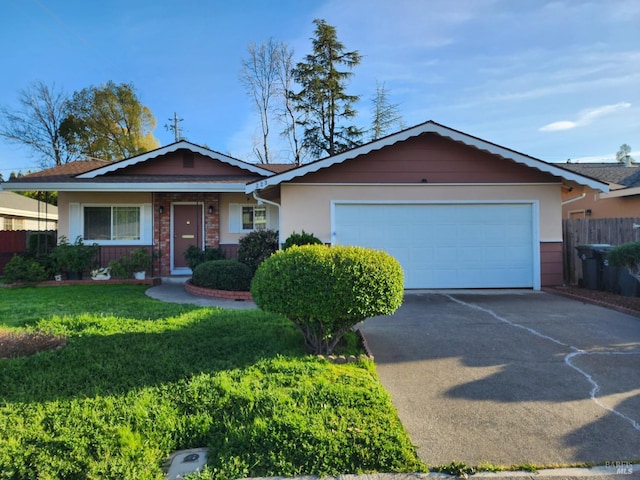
[[173, 204, 203, 269]]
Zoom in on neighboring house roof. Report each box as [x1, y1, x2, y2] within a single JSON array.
[[247, 120, 609, 193], [1, 141, 296, 192], [560, 162, 640, 200], [0, 191, 58, 220], [559, 162, 640, 187]]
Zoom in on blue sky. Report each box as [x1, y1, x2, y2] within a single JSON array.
[[1, 0, 639, 177]]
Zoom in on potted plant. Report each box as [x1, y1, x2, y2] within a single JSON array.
[[109, 248, 152, 279], [51, 236, 100, 280]]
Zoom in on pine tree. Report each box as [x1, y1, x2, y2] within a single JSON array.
[[291, 19, 363, 157]]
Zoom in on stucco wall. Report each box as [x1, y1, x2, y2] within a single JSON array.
[[562, 186, 640, 219], [280, 183, 563, 243]]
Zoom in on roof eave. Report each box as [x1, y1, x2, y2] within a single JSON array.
[[599, 186, 640, 199], [1, 182, 249, 193]]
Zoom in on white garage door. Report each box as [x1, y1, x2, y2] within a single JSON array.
[[333, 203, 536, 289]]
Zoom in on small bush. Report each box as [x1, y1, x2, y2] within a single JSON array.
[[184, 245, 226, 270], [108, 248, 152, 279], [4, 255, 48, 283], [282, 230, 323, 250], [251, 245, 404, 354], [237, 229, 279, 272], [192, 260, 253, 291], [607, 242, 640, 283]]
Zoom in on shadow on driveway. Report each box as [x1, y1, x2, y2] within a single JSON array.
[[359, 291, 640, 466]]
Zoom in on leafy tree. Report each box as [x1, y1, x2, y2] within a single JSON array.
[[0, 81, 75, 167], [251, 245, 404, 354], [61, 81, 159, 161], [370, 81, 405, 140], [291, 19, 363, 157], [616, 144, 634, 165]]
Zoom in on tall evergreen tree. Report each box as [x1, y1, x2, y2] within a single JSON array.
[[291, 19, 363, 157]]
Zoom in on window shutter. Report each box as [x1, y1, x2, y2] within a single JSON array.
[[68, 203, 81, 241], [229, 203, 241, 233], [141, 204, 152, 242]]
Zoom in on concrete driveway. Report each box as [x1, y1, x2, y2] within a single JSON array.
[[358, 290, 640, 468]]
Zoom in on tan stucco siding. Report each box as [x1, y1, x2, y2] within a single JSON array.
[[58, 192, 152, 239], [562, 186, 640, 219], [280, 184, 562, 243], [218, 193, 279, 244]]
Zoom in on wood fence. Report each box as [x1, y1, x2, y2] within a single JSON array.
[[562, 217, 640, 285], [0, 230, 29, 275]]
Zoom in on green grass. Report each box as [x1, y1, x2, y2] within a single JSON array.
[[0, 285, 424, 479]]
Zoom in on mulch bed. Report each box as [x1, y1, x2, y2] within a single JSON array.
[[547, 285, 640, 317]]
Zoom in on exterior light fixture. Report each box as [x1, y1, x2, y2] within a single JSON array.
[[208, 205, 215, 214], [159, 205, 164, 214]]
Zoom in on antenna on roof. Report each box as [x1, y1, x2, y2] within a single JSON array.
[[165, 112, 184, 142]]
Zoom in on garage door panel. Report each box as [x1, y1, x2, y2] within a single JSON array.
[[334, 203, 534, 289]]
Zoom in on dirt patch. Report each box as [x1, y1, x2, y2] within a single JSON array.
[[0, 330, 67, 360]]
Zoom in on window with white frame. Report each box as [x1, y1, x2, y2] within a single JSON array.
[[229, 203, 276, 233], [242, 205, 267, 230], [83, 206, 141, 241]]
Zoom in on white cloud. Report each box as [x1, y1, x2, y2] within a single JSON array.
[[539, 102, 631, 132]]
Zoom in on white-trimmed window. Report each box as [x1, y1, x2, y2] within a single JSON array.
[[69, 203, 152, 245], [84, 206, 141, 241], [229, 203, 277, 233]]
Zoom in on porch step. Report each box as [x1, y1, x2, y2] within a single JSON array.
[[160, 275, 191, 285]]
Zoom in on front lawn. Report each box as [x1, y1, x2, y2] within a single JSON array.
[[0, 285, 423, 479]]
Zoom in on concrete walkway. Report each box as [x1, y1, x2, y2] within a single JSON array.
[[145, 277, 256, 309]]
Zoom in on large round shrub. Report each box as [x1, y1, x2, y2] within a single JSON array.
[[251, 245, 404, 354], [282, 230, 323, 250], [237, 229, 279, 272], [192, 259, 253, 291]]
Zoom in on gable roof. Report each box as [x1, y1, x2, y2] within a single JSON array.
[[246, 121, 609, 193], [77, 140, 276, 178], [1, 141, 297, 192]]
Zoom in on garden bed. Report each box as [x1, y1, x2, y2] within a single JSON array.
[[0, 277, 160, 288], [185, 280, 253, 301], [546, 285, 640, 316]]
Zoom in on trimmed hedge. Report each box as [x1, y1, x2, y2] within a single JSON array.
[[192, 260, 253, 292], [183, 245, 226, 270], [251, 245, 404, 354]]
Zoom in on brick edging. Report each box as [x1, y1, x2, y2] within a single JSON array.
[[184, 280, 253, 302]]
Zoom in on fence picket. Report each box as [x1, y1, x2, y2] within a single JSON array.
[[563, 217, 640, 285]]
